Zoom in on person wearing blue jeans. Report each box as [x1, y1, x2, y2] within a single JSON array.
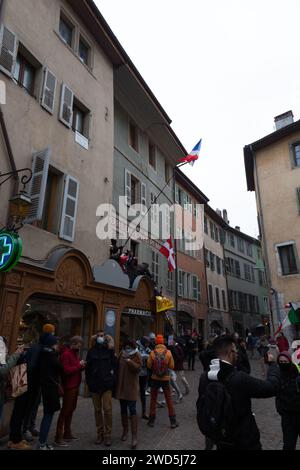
[[39, 413, 54, 447]]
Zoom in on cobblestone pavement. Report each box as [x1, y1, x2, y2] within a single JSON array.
[[1, 357, 299, 450]]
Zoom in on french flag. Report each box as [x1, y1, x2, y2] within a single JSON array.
[[178, 139, 202, 166]]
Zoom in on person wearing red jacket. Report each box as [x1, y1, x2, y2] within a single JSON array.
[[54, 336, 85, 446]]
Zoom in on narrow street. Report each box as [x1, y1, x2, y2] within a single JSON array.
[[1, 357, 297, 451]]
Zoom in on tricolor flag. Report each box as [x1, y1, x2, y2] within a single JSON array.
[[274, 302, 300, 336], [178, 139, 202, 166], [159, 238, 176, 272]]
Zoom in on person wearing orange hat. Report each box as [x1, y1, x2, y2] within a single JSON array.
[[147, 334, 178, 429], [42, 324, 56, 335]]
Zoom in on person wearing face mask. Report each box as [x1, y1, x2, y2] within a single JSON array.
[[197, 334, 280, 450], [85, 331, 117, 446], [115, 339, 142, 449], [54, 336, 85, 446], [276, 351, 300, 450]]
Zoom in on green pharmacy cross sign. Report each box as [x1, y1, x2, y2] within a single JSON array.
[[0, 232, 22, 272]]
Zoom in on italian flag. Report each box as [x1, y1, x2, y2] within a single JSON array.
[[274, 302, 300, 336]]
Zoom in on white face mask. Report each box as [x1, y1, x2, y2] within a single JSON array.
[[0, 337, 7, 365], [97, 337, 105, 345]]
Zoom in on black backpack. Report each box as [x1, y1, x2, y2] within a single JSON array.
[[196, 373, 235, 443]]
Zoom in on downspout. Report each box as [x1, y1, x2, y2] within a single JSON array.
[[0, 0, 19, 195]]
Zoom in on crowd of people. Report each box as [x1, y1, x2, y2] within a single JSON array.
[[1, 326, 300, 451], [0, 326, 200, 451]]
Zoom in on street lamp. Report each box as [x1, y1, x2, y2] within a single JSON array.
[[0, 168, 32, 232]]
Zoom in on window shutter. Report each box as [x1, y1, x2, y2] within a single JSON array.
[[297, 187, 300, 213], [0, 25, 17, 77], [59, 175, 79, 242], [59, 83, 74, 128], [125, 169, 131, 207], [197, 279, 201, 302], [26, 147, 51, 223], [178, 270, 183, 297], [141, 182, 146, 213], [41, 68, 57, 114]]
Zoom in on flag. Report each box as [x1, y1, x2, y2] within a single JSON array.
[[178, 139, 202, 166], [274, 302, 300, 336], [159, 238, 176, 272]]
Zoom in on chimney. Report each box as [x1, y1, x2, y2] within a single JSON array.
[[216, 208, 222, 217], [274, 110, 294, 131], [223, 209, 229, 224], [235, 226, 240, 231]]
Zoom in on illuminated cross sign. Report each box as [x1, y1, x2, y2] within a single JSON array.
[[0, 232, 22, 272]]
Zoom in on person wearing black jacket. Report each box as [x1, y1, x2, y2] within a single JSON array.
[[276, 351, 300, 450], [37, 334, 63, 450], [85, 331, 117, 446], [197, 335, 280, 450], [199, 335, 217, 372], [236, 337, 251, 375]]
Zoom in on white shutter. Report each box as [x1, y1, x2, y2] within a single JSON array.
[[59, 175, 79, 242], [125, 169, 131, 207], [59, 83, 74, 128], [0, 25, 17, 77], [41, 68, 57, 114], [26, 147, 51, 223]]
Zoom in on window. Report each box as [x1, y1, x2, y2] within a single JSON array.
[[210, 252, 215, 271], [215, 287, 220, 309], [130, 240, 139, 258], [149, 142, 156, 170], [222, 290, 227, 310], [186, 273, 191, 299], [192, 275, 198, 300], [210, 221, 215, 240], [204, 216, 208, 234], [130, 174, 139, 205], [216, 257, 221, 275], [293, 143, 300, 167], [257, 247, 261, 259], [129, 121, 139, 152], [39, 166, 63, 234], [167, 270, 173, 292], [246, 242, 253, 257], [165, 161, 171, 183], [204, 249, 209, 267], [193, 201, 200, 219], [178, 270, 183, 297], [230, 233, 235, 248], [215, 226, 219, 243], [72, 98, 90, 138], [152, 251, 159, 284], [237, 238, 244, 253], [278, 244, 298, 275], [79, 36, 90, 66], [208, 285, 214, 307], [59, 14, 74, 47], [244, 263, 251, 281], [235, 260, 241, 278], [297, 188, 300, 213], [13, 53, 35, 95], [259, 270, 266, 286]]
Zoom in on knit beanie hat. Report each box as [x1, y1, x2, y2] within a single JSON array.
[[155, 334, 164, 345], [277, 351, 292, 363], [42, 324, 55, 334]]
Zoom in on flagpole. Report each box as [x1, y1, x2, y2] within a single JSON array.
[[122, 161, 188, 250], [173, 165, 179, 336]]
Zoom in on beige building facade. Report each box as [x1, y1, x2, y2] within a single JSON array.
[[244, 111, 300, 338]]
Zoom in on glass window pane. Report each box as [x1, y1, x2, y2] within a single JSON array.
[[59, 17, 73, 46], [79, 39, 89, 65]]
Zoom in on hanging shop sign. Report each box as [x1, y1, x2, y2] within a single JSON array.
[[123, 308, 153, 318], [0, 231, 22, 273], [156, 296, 175, 313]]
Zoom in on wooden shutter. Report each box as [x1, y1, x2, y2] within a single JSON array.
[[59, 83, 74, 128], [26, 147, 51, 222], [0, 25, 17, 77], [125, 169, 131, 207], [41, 68, 57, 114], [59, 175, 79, 242]]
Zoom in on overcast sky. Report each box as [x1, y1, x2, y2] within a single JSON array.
[[96, 0, 300, 238]]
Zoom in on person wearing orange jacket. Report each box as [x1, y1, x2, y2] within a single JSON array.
[[147, 334, 178, 429]]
